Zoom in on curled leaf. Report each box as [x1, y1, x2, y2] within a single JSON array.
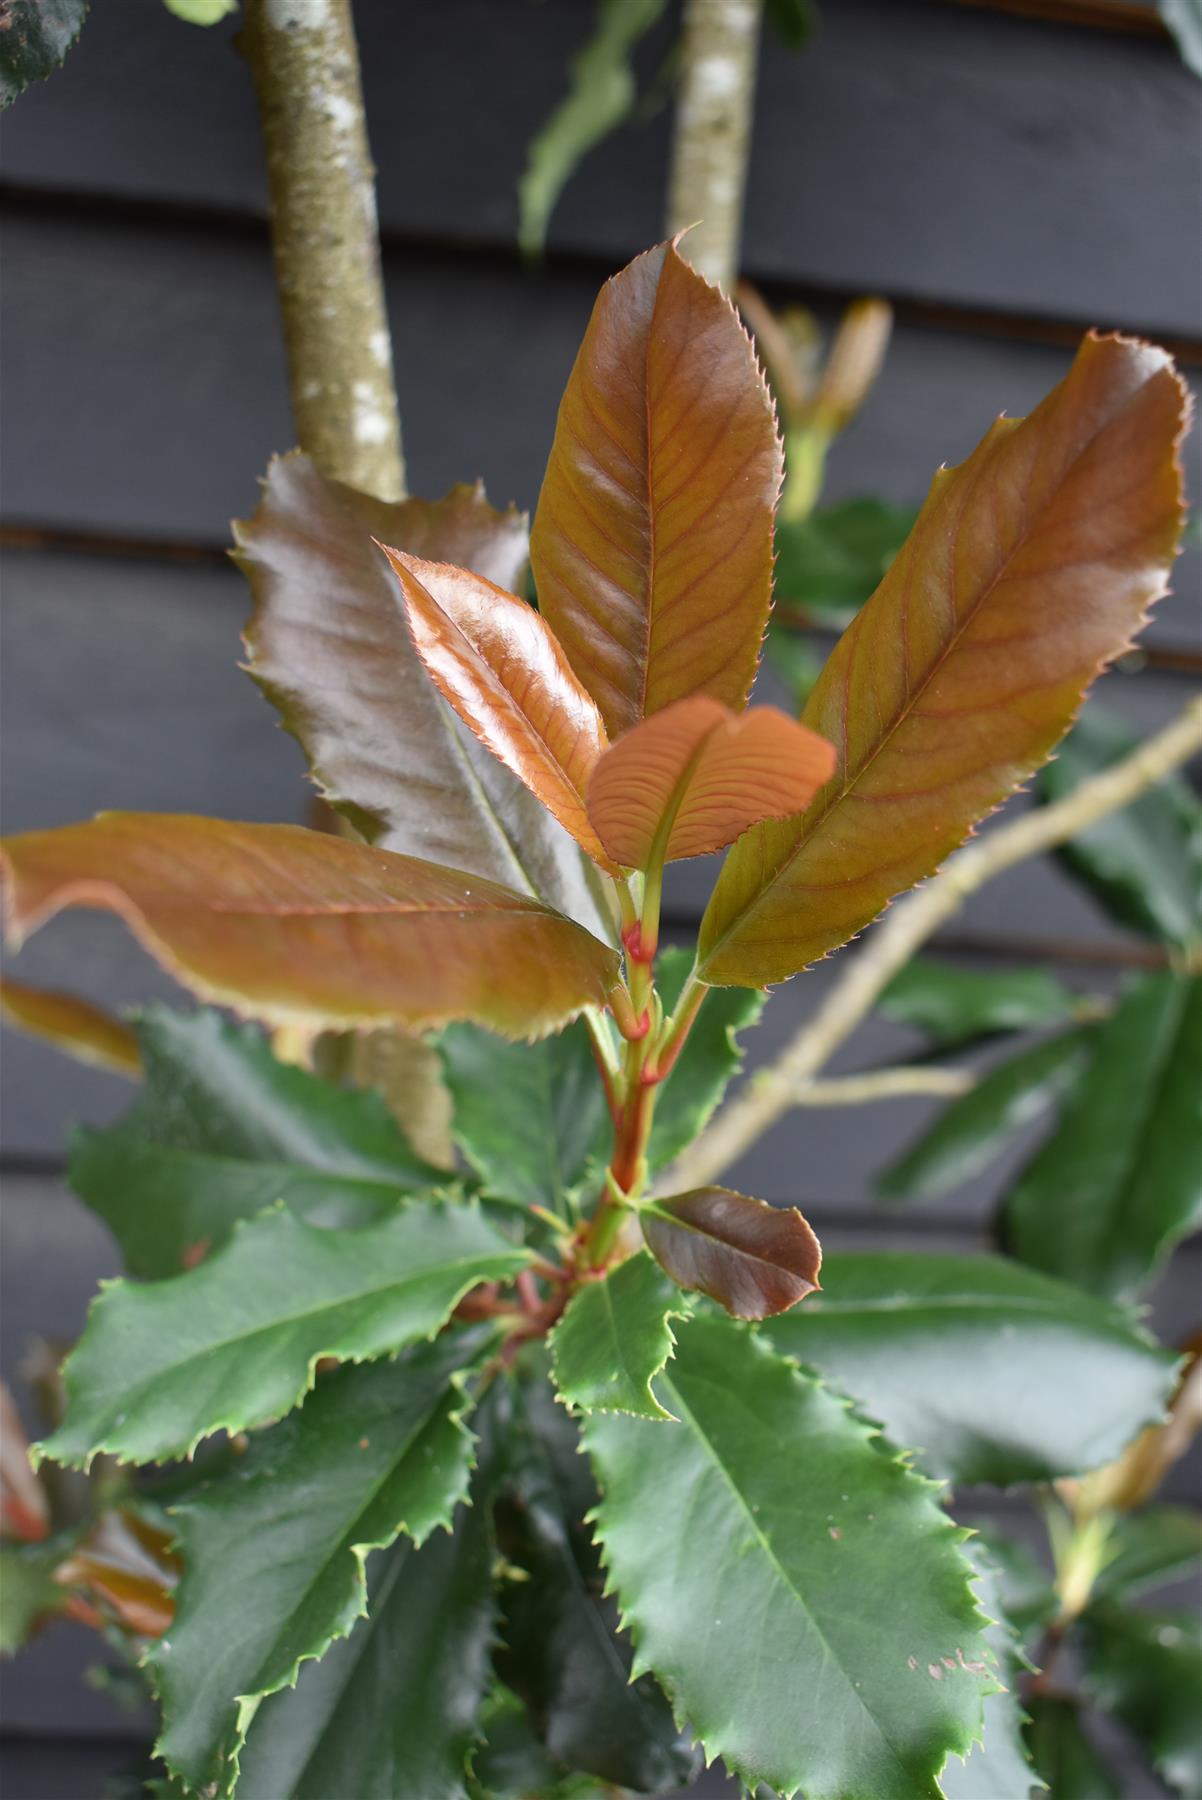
[[587, 695, 836, 868], [1, 814, 620, 1042], [531, 239, 783, 737], [700, 332, 1190, 985], [381, 546, 615, 869], [0, 976, 141, 1078], [641, 1186, 821, 1319]]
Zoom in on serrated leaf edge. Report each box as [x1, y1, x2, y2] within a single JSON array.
[[547, 1258, 693, 1423]]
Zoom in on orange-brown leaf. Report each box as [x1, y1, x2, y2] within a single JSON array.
[[530, 240, 784, 738], [1, 815, 620, 1041], [0, 976, 141, 1078], [55, 1508, 179, 1639], [381, 546, 616, 870], [587, 695, 836, 869], [700, 333, 1190, 986], [641, 1187, 822, 1320]]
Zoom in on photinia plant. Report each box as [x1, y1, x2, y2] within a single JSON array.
[[0, 238, 1195, 1799]]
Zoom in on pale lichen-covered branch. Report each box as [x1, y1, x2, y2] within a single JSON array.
[[667, 0, 763, 289]]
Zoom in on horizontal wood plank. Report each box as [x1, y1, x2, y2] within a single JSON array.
[[1, 0, 1198, 335]]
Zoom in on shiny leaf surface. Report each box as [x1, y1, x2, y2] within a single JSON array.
[[877, 959, 1080, 1049], [700, 334, 1188, 985], [939, 1548, 1042, 1800], [878, 1029, 1090, 1204], [1042, 704, 1202, 949], [647, 947, 764, 1172], [235, 1429, 498, 1800], [1005, 973, 1202, 1299], [531, 240, 783, 738], [0, 976, 140, 1077], [1081, 1604, 1202, 1800], [440, 1018, 611, 1215], [761, 1252, 1175, 1485], [383, 547, 615, 869], [584, 1313, 996, 1800], [38, 1201, 530, 1468], [496, 1370, 695, 1792], [550, 1253, 688, 1420], [1, 813, 620, 1041], [0, 0, 87, 109], [149, 1333, 487, 1795], [71, 1007, 440, 1278], [237, 456, 611, 935], [641, 1187, 821, 1320], [587, 696, 835, 867]]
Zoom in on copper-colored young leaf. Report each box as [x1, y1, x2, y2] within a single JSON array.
[[236, 456, 611, 937], [530, 239, 784, 738], [1, 814, 620, 1041], [0, 976, 141, 1077], [380, 546, 616, 870], [640, 1186, 822, 1320], [55, 1509, 179, 1640], [699, 334, 1189, 986], [587, 695, 835, 869]]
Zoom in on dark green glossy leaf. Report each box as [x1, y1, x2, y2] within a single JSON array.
[[1004, 973, 1202, 1300], [148, 1331, 489, 1794], [440, 1019, 610, 1215], [518, 0, 669, 257], [38, 1201, 530, 1469], [647, 947, 764, 1172], [761, 1252, 1175, 1485], [1042, 705, 1202, 948], [496, 1370, 696, 1792], [1094, 1507, 1202, 1601], [1158, 0, 1202, 78], [773, 498, 917, 626], [940, 1547, 1041, 1800], [70, 1007, 440, 1278], [878, 1029, 1091, 1205], [1025, 1697, 1121, 1800], [0, 0, 87, 109], [235, 1412, 500, 1800], [0, 1542, 69, 1653], [878, 959, 1080, 1049], [466, 1687, 567, 1800], [584, 1313, 996, 1800], [550, 1252, 687, 1420], [1082, 1603, 1202, 1800], [969, 1525, 1056, 1639]]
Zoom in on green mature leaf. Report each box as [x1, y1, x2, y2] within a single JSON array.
[[1025, 1697, 1121, 1800], [440, 1019, 610, 1215], [1081, 1603, 1202, 1799], [878, 1030, 1091, 1205], [774, 498, 917, 625], [1094, 1507, 1202, 1601], [584, 1313, 996, 1800], [968, 1525, 1056, 1639], [878, 960, 1080, 1048], [699, 335, 1187, 986], [761, 1252, 1175, 1485], [764, 0, 820, 49], [648, 946, 764, 1171], [550, 1253, 688, 1420], [467, 1687, 566, 1800], [162, 0, 236, 21], [1042, 705, 1202, 949], [495, 1369, 697, 1792], [71, 1007, 440, 1278], [939, 1548, 1041, 1800], [1004, 973, 1202, 1300], [0, 0, 88, 109], [1158, 0, 1202, 77], [237, 456, 613, 940], [148, 1332, 489, 1794], [0, 1543, 69, 1653], [235, 1413, 500, 1800], [38, 1201, 530, 1469], [518, 0, 668, 257], [764, 625, 824, 710]]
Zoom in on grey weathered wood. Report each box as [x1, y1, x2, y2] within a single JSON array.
[[2, 0, 1199, 335]]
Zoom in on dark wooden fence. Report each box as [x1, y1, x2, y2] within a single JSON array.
[[1, 1, 1199, 1791]]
